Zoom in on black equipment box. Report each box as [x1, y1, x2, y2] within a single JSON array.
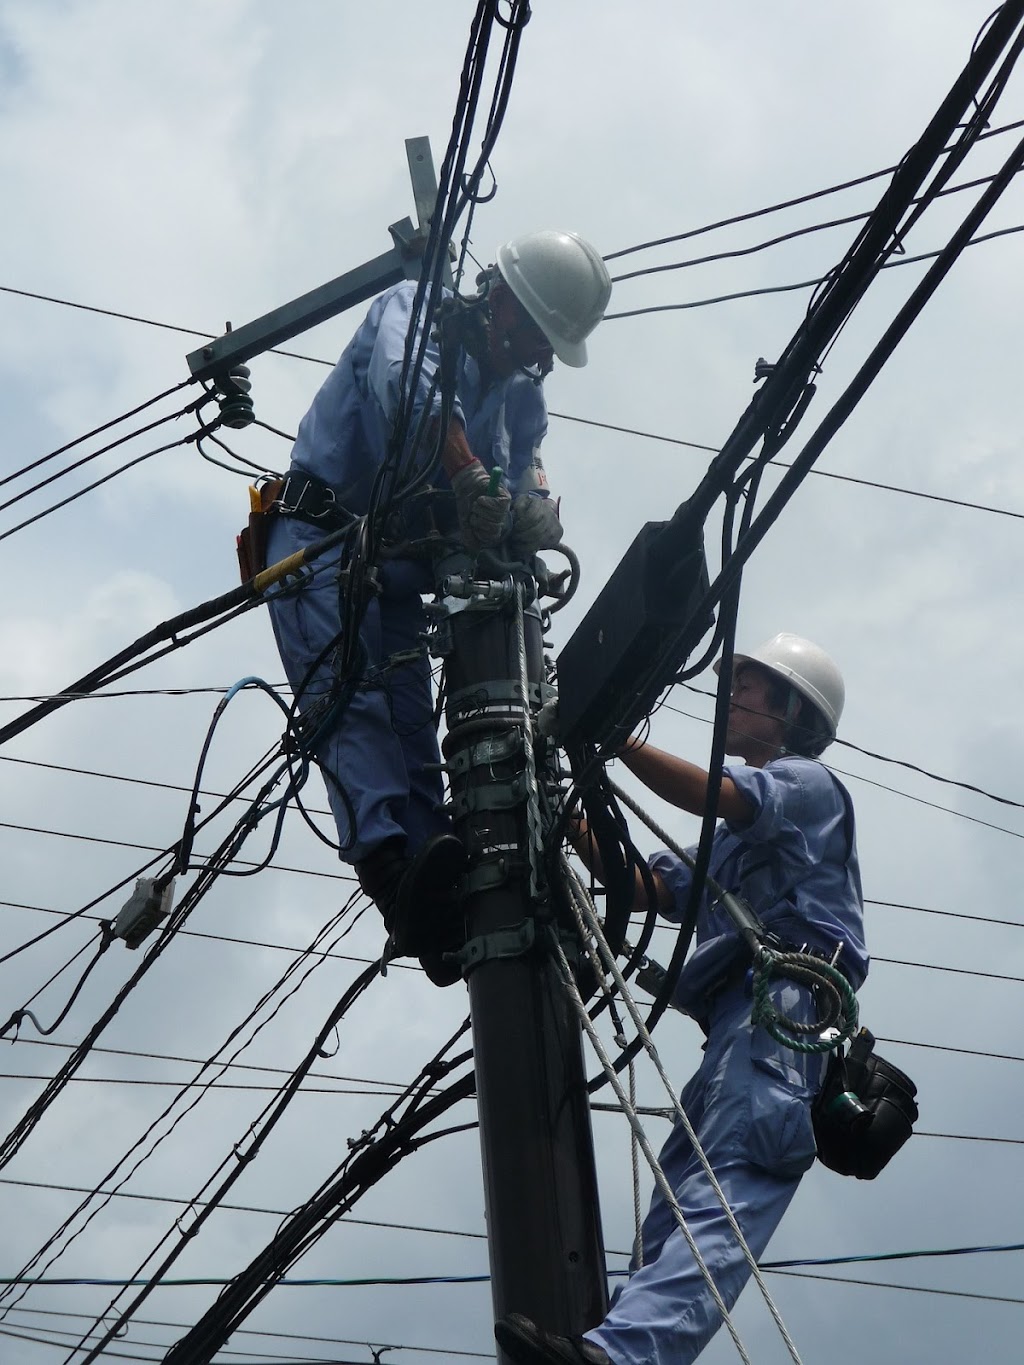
[[556, 513, 713, 752]]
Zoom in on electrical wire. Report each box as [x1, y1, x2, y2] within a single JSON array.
[[0, 1305, 494, 1359], [0, 750, 355, 1183], [153, 1030, 476, 1365], [602, 116, 1024, 262], [0, 380, 193, 493], [608, 164, 1024, 285], [0, 899, 372, 1325], [0, 430, 207, 546], [669, 687, 1024, 813], [548, 408, 1024, 523], [0, 398, 204, 517], [64, 962, 387, 1364], [603, 219, 1024, 320]]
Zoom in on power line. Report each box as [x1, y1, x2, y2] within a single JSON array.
[[0, 818, 356, 882], [10, 1037, 414, 1090], [0, 378, 193, 493], [0, 685, 287, 702], [867, 897, 1024, 931], [609, 166, 1024, 285], [764, 1267, 1024, 1307], [0, 1073, 410, 1098], [0, 282, 333, 368], [0, 1305, 494, 1359], [547, 409, 1024, 523], [2, 290, 1015, 534], [18, 1020, 1024, 1092], [603, 221, 1024, 319], [0, 1175, 488, 1244], [8, 1223, 1024, 1290], [0, 900, 416, 973], [13, 890, 1022, 993], [0, 751, 330, 817], [661, 699, 1024, 835], [832, 761, 1024, 842], [602, 116, 1024, 261], [0, 433, 201, 546]]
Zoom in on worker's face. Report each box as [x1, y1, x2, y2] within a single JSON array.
[[726, 664, 788, 765], [488, 284, 555, 377]]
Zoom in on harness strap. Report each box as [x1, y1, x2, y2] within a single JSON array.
[[275, 467, 356, 532]]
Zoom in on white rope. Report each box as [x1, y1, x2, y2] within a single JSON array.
[[563, 860, 806, 1365], [546, 926, 754, 1365], [606, 777, 704, 880], [610, 1023, 645, 1269], [627, 1048, 644, 1269], [513, 582, 544, 901]]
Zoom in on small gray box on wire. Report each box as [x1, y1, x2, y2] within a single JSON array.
[[114, 877, 176, 949]]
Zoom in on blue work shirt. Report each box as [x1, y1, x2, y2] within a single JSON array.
[[288, 280, 550, 512], [651, 755, 868, 1019]]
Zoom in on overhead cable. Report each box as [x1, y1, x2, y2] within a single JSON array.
[[0, 1305, 494, 1359], [64, 963, 387, 1364], [548, 409, 1024, 524], [0, 378, 192, 493], [0, 431, 205, 546], [673, 686, 1024, 812], [603, 116, 1024, 261], [608, 166, 1024, 284], [157, 1037, 476, 1365], [0, 898, 369, 1321], [604, 221, 1024, 320]]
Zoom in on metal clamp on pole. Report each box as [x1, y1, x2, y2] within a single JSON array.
[[452, 917, 536, 973]]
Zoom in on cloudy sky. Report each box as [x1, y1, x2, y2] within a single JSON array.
[[1, 2, 1024, 1362]]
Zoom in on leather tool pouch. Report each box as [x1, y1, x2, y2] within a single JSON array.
[[813, 1027, 919, 1179], [237, 479, 284, 584]]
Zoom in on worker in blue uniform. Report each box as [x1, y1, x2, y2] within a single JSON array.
[[496, 633, 868, 1364], [265, 231, 612, 979]]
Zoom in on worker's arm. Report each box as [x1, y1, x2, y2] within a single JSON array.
[[440, 418, 511, 548], [568, 813, 674, 915], [440, 417, 477, 477], [619, 740, 755, 825]]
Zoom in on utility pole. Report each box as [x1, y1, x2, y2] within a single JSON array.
[[435, 556, 608, 1347], [189, 139, 610, 1351]]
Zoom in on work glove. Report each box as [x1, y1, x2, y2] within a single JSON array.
[[509, 493, 563, 559], [450, 460, 511, 549]]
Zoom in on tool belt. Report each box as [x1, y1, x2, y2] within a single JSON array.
[[236, 469, 357, 584], [235, 468, 462, 584], [275, 468, 356, 532], [812, 1027, 919, 1179]]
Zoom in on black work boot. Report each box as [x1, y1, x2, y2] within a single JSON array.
[[355, 836, 409, 937], [356, 833, 467, 975], [495, 1315, 611, 1365]]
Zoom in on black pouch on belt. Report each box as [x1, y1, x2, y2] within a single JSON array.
[[237, 479, 284, 584], [812, 1027, 919, 1179]]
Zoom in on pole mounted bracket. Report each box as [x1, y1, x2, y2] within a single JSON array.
[[451, 917, 536, 974], [186, 136, 449, 384]]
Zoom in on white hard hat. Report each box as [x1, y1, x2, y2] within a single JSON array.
[[716, 633, 845, 738], [495, 230, 612, 368]]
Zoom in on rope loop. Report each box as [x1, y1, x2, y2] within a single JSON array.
[[752, 947, 859, 1053]]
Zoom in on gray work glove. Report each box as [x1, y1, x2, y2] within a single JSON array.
[[450, 460, 512, 550], [509, 493, 564, 558]]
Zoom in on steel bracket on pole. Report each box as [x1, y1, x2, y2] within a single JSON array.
[[454, 917, 535, 973], [448, 678, 543, 717], [463, 851, 528, 895], [449, 729, 524, 774], [453, 774, 528, 817], [185, 135, 448, 384]]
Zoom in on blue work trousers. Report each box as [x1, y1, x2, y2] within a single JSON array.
[[265, 514, 448, 864], [588, 982, 824, 1365]]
